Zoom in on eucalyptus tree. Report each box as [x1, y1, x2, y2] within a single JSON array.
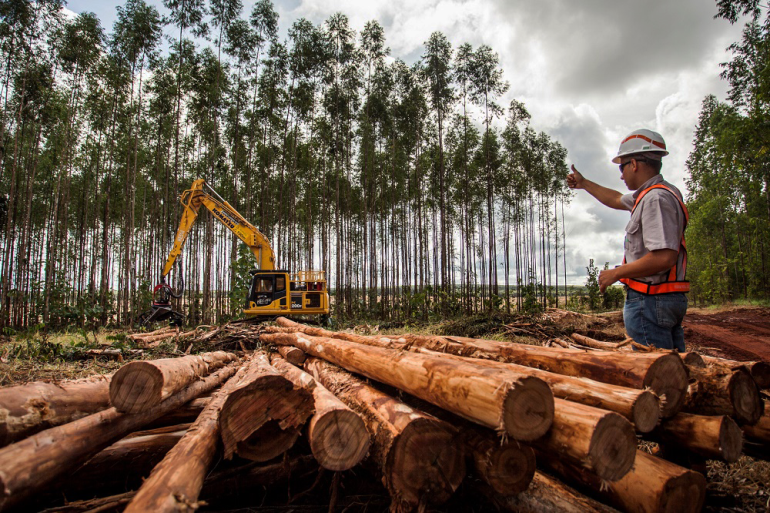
[[420, 31, 454, 300], [322, 13, 360, 311], [468, 44, 508, 302], [163, 0, 208, 192], [452, 43, 477, 309], [0, 0, 63, 326], [359, 20, 388, 310], [111, 0, 162, 322], [41, 12, 103, 324]]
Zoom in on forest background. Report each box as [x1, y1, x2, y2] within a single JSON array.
[[0, 0, 767, 329]]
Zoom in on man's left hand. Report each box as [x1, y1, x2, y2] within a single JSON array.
[[599, 268, 619, 293]]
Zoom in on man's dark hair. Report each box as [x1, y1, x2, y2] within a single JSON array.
[[634, 156, 662, 174]]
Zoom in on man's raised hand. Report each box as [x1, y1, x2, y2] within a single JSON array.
[[567, 165, 585, 190]]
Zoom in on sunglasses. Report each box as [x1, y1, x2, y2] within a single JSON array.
[[619, 160, 634, 172]]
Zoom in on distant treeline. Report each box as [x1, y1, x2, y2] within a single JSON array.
[[0, 0, 573, 328], [685, 1, 770, 304]]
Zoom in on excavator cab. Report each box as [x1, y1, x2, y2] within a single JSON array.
[[244, 270, 328, 316]]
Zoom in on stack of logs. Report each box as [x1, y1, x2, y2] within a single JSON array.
[[0, 317, 767, 513]]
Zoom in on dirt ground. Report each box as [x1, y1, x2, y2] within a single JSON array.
[[683, 307, 770, 362]]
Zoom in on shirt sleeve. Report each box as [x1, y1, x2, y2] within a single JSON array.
[[639, 191, 683, 252], [620, 193, 635, 211]]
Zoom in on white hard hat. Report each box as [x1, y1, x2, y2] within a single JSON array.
[[612, 129, 669, 164]]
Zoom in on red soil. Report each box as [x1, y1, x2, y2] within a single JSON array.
[[683, 307, 770, 362]]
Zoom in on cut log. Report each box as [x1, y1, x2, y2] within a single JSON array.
[[0, 374, 111, 447], [60, 424, 190, 498], [304, 357, 465, 511], [109, 351, 238, 413], [333, 332, 661, 434], [128, 326, 175, 342], [742, 400, 769, 460], [199, 454, 318, 505], [0, 362, 239, 511], [219, 351, 314, 462], [538, 449, 706, 513], [277, 344, 306, 365], [41, 456, 319, 513], [274, 317, 687, 418], [40, 491, 136, 513], [463, 427, 535, 496], [700, 355, 770, 389], [490, 471, 617, 513], [655, 412, 743, 462], [261, 331, 554, 441], [533, 398, 636, 481], [270, 355, 369, 471], [125, 358, 257, 513], [471, 357, 662, 433], [681, 352, 705, 368], [570, 333, 629, 351], [684, 365, 763, 425]]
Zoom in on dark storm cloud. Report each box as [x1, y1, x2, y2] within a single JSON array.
[[494, 0, 733, 97]]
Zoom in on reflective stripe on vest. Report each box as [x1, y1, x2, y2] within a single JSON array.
[[619, 184, 690, 294]]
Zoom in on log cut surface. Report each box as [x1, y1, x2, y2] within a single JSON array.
[[219, 351, 314, 462]]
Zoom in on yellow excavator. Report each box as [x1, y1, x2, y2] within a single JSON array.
[[139, 179, 329, 325]]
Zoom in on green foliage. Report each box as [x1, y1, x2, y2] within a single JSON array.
[[229, 243, 254, 315], [585, 259, 601, 311]]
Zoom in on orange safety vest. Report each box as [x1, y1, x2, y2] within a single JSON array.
[[619, 184, 690, 294]]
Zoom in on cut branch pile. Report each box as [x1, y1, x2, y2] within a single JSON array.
[[1, 316, 766, 513]]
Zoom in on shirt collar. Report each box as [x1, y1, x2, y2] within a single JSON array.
[[632, 174, 664, 199]]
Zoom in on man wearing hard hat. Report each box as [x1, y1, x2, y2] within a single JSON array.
[[567, 129, 688, 351]]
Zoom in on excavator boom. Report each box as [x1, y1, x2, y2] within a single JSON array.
[[162, 179, 275, 277]]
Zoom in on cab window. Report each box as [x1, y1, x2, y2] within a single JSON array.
[[276, 276, 286, 292], [255, 277, 273, 293]]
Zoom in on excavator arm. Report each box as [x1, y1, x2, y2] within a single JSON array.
[[161, 179, 276, 277]]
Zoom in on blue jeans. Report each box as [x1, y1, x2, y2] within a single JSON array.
[[623, 290, 687, 352]]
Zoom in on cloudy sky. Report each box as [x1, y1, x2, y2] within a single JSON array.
[[68, 0, 745, 284]]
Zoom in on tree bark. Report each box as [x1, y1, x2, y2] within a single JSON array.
[[654, 412, 743, 462], [700, 355, 770, 389], [109, 351, 238, 413], [570, 333, 631, 351], [261, 331, 554, 441], [219, 351, 314, 462], [532, 398, 636, 482], [0, 363, 239, 511], [146, 397, 211, 429], [274, 317, 687, 418], [0, 374, 111, 447], [270, 355, 369, 471], [684, 365, 763, 425], [487, 471, 617, 513], [304, 357, 465, 511], [41, 455, 319, 513], [538, 449, 706, 513], [125, 358, 254, 512], [59, 424, 190, 499]]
